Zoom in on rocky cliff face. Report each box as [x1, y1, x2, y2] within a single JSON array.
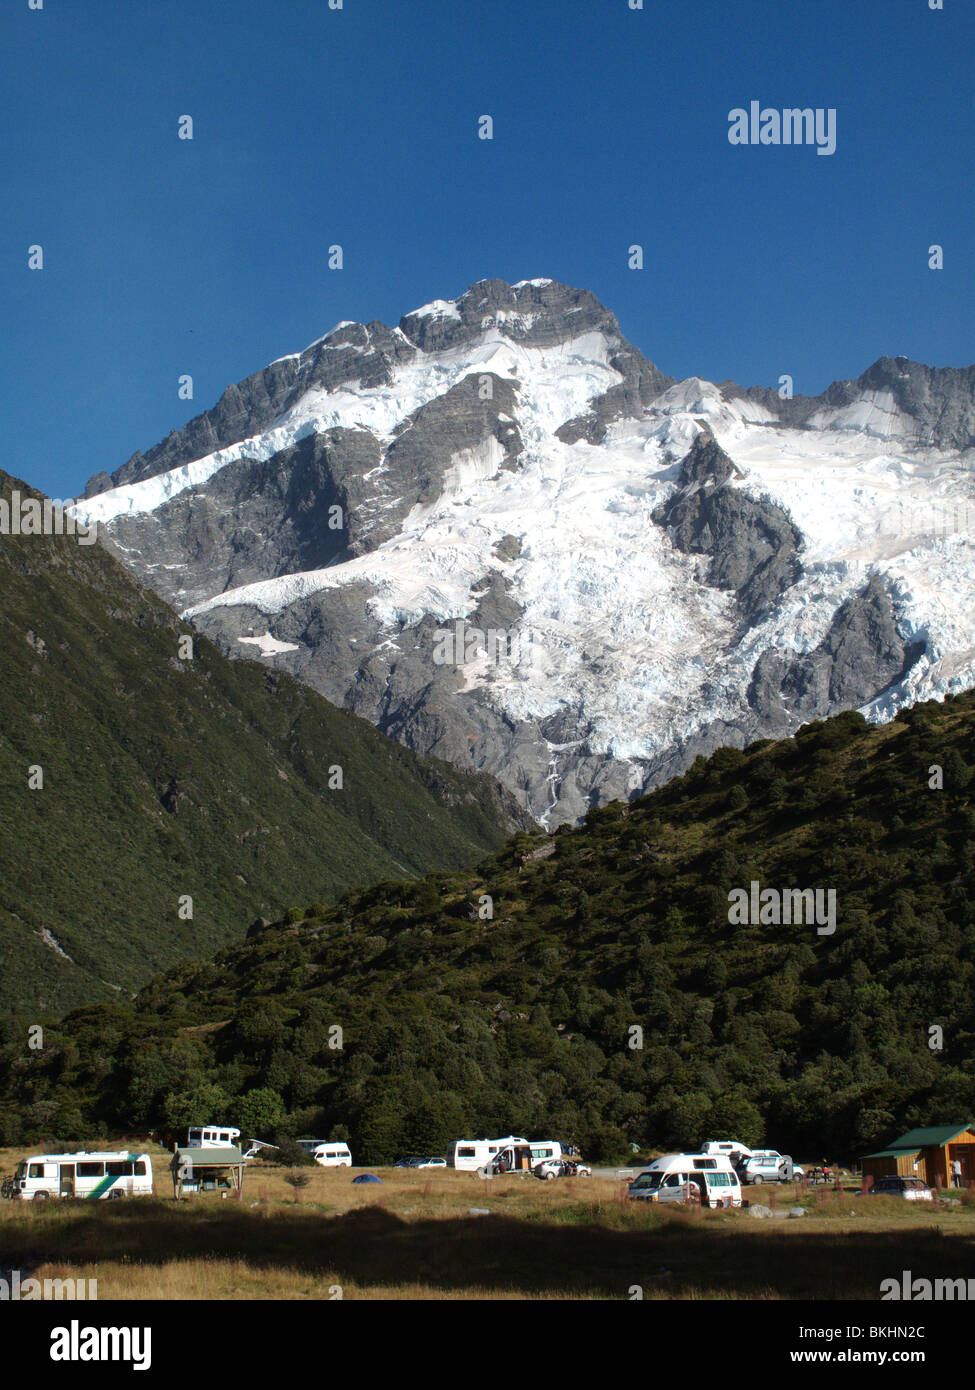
[[75, 279, 975, 824]]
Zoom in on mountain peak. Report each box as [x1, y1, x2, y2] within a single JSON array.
[[397, 277, 622, 355]]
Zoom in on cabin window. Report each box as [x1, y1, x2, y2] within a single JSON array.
[[28, 1163, 44, 1179], [76, 1163, 105, 1178], [106, 1162, 134, 1177], [134, 1161, 148, 1176], [457, 1148, 476, 1158]]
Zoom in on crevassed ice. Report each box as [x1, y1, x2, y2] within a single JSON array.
[[185, 381, 975, 761]]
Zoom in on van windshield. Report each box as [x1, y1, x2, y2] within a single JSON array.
[[14, 1162, 26, 1180], [631, 1173, 662, 1189]]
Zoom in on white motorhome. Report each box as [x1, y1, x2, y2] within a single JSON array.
[[529, 1141, 564, 1164], [9, 1152, 154, 1202], [446, 1136, 531, 1171], [185, 1124, 241, 1148], [701, 1139, 754, 1166], [300, 1141, 352, 1168], [627, 1153, 742, 1208]]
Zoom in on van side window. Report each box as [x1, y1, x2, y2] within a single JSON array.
[[28, 1163, 44, 1178], [77, 1162, 105, 1177], [133, 1160, 148, 1176]]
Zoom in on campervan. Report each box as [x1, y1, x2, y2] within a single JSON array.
[[446, 1136, 530, 1171], [627, 1153, 742, 1208], [529, 1141, 564, 1165], [478, 1140, 569, 1177], [185, 1125, 241, 1148], [9, 1152, 154, 1202], [701, 1139, 754, 1166], [303, 1142, 352, 1168]]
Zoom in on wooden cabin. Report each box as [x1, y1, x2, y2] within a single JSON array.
[[170, 1144, 245, 1198], [861, 1123, 975, 1189]]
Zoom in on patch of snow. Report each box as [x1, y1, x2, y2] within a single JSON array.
[[76, 330, 621, 526], [407, 299, 462, 321], [238, 633, 301, 656]]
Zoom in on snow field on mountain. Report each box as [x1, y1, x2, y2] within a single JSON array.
[[76, 293, 975, 771]]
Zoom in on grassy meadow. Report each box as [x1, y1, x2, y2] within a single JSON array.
[[2, 1146, 974, 1300]]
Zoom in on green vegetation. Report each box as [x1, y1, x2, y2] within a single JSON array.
[[0, 470, 527, 1013], [1, 691, 973, 1162]]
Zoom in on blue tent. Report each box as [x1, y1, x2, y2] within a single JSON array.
[[351, 1173, 382, 1184]]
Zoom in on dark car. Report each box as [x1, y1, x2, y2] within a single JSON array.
[[392, 1157, 423, 1168], [868, 1176, 933, 1202]]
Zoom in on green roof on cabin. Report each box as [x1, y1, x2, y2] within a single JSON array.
[[863, 1124, 974, 1158], [174, 1146, 243, 1166]]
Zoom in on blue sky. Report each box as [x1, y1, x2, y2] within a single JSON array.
[[3, 0, 972, 501]]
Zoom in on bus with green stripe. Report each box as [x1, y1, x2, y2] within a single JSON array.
[[9, 1151, 154, 1201]]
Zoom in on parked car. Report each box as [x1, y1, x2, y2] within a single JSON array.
[[533, 1158, 592, 1180], [739, 1150, 804, 1184], [392, 1157, 423, 1167], [416, 1157, 446, 1168], [868, 1176, 934, 1202]]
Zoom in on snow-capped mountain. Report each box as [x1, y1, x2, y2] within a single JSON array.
[[74, 278, 975, 824]]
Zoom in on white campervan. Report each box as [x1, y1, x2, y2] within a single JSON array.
[[529, 1141, 564, 1164], [627, 1153, 742, 1208], [10, 1152, 154, 1202], [701, 1139, 754, 1166], [304, 1142, 352, 1168], [185, 1125, 240, 1148], [446, 1136, 530, 1171]]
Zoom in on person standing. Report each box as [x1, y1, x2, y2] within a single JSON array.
[[952, 1157, 962, 1188]]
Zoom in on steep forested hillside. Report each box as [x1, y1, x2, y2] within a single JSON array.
[[1, 694, 973, 1160], [0, 470, 529, 1013]]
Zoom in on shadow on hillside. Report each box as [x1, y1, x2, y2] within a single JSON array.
[[3, 1203, 974, 1299]]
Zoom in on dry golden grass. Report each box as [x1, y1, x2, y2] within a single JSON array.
[[2, 1146, 973, 1300]]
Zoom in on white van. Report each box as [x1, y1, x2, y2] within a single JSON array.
[[10, 1152, 154, 1202], [627, 1153, 742, 1208], [305, 1142, 352, 1168], [447, 1136, 529, 1171]]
